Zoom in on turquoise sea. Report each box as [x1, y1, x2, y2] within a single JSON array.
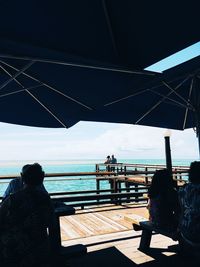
[[0, 159, 195, 197]]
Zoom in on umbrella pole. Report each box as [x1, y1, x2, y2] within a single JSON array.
[[196, 112, 200, 158], [198, 135, 200, 158], [195, 109, 200, 158], [164, 135, 172, 176]]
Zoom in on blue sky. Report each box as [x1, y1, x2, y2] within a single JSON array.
[[0, 42, 200, 161], [145, 41, 200, 72]]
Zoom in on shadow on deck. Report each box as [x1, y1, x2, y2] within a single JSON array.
[[68, 245, 199, 267], [60, 204, 199, 266]]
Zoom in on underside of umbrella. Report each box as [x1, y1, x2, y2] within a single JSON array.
[[80, 56, 200, 131], [0, 1, 199, 129]]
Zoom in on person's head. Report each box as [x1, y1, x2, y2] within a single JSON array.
[[189, 161, 200, 184], [21, 163, 45, 186], [107, 155, 110, 159], [112, 155, 114, 158], [21, 164, 31, 175], [149, 169, 174, 198]]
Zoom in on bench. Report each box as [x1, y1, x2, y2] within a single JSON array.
[[124, 214, 175, 250]]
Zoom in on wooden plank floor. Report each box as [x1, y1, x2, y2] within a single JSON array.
[[60, 203, 149, 241], [60, 204, 199, 266]]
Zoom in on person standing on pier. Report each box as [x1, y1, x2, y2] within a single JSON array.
[[111, 155, 117, 171], [111, 155, 117, 164], [104, 155, 111, 172], [104, 155, 111, 164]]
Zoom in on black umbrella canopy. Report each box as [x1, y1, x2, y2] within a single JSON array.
[[0, 58, 156, 128], [0, 1, 199, 68], [0, 0, 199, 128], [83, 56, 200, 130]]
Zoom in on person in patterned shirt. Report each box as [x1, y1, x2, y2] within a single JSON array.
[[178, 161, 200, 256], [0, 163, 57, 267]]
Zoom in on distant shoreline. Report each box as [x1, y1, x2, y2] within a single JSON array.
[[0, 158, 196, 167]]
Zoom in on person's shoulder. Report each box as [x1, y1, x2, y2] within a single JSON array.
[[9, 177, 21, 185], [5, 189, 26, 204], [34, 189, 51, 201], [179, 183, 196, 192], [177, 183, 199, 199]]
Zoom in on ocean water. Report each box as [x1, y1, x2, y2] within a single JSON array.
[[0, 159, 195, 197]]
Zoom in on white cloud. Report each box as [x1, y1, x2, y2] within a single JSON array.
[[0, 122, 198, 160]]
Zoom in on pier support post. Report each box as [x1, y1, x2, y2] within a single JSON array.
[[164, 131, 172, 177], [125, 180, 130, 203], [96, 178, 100, 203], [135, 184, 139, 202]]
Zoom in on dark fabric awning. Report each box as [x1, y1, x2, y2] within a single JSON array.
[[0, 1, 198, 69], [82, 56, 200, 130], [0, 1, 199, 128], [0, 58, 156, 128]]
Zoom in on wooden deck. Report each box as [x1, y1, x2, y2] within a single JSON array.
[[59, 204, 149, 241], [59, 204, 199, 266]]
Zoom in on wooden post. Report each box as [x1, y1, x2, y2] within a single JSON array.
[[164, 135, 172, 176], [174, 168, 177, 181], [126, 180, 130, 203], [124, 166, 127, 176], [113, 178, 119, 204], [95, 164, 98, 172], [135, 184, 139, 202], [118, 181, 122, 204], [145, 167, 148, 184], [96, 178, 100, 202]]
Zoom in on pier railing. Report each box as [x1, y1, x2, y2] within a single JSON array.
[[96, 162, 189, 175], [0, 164, 189, 208]]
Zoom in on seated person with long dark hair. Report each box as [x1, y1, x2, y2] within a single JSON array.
[[147, 169, 180, 231], [0, 163, 56, 267], [178, 161, 200, 255]]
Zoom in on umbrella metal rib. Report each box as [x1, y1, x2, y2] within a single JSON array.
[[0, 61, 34, 92], [25, 90, 68, 128], [0, 84, 44, 99], [135, 76, 192, 124], [183, 78, 194, 130], [162, 80, 194, 110], [104, 88, 150, 107], [0, 61, 69, 128], [0, 60, 93, 111], [0, 54, 156, 76], [102, 0, 119, 59], [149, 88, 192, 110], [0, 64, 23, 87]]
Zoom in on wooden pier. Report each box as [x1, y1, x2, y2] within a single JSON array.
[[0, 163, 188, 207], [60, 203, 198, 267], [59, 203, 149, 241]]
